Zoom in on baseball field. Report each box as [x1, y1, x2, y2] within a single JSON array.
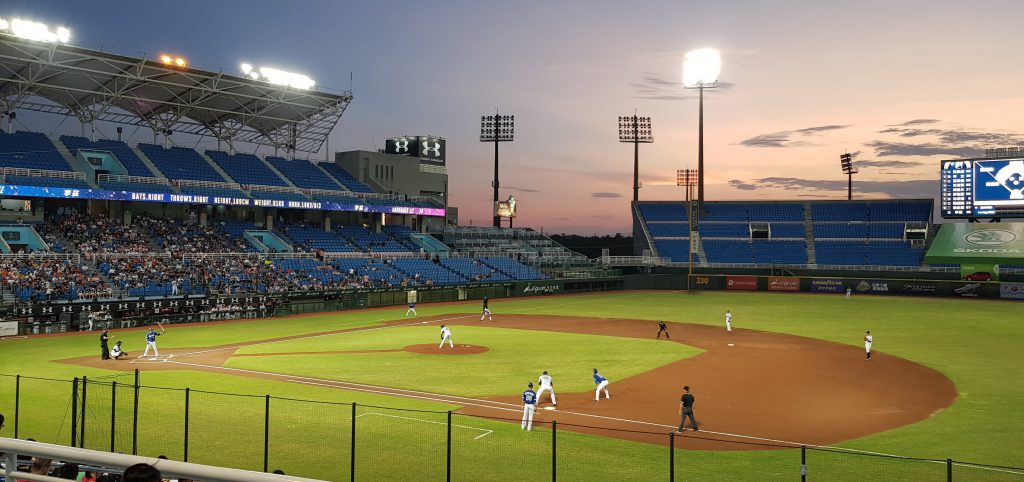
[[1, 290, 1022, 481]]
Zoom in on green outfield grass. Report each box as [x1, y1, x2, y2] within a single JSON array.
[[1, 291, 1022, 481]]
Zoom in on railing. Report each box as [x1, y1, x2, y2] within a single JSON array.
[[96, 174, 172, 186], [1, 167, 86, 180], [173, 178, 243, 190], [0, 438, 325, 482], [0, 252, 82, 263], [2, 373, 1020, 482], [602, 255, 671, 267], [244, 183, 305, 193]]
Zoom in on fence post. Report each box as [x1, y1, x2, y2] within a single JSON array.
[[446, 411, 452, 482], [947, 459, 952, 482], [132, 369, 139, 455], [801, 445, 807, 482], [350, 402, 356, 482], [263, 395, 270, 473], [183, 388, 190, 462], [669, 433, 675, 482], [110, 381, 117, 452], [14, 374, 20, 438], [70, 377, 78, 448], [552, 420, 557, 482], [80, 375, 87, 448]]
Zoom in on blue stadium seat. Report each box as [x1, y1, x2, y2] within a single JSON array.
[[60, 136, 154, 177], [206, 150, 288, 186], [319, 163, 375, 193], [266, 157, 346, 190], [0, 131, 73, 171], [139, 144, 227, 182], [5, 175, 92, 189]]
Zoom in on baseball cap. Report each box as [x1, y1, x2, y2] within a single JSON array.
[[684, 385, 690, 390], [528, 382, 533, 388]]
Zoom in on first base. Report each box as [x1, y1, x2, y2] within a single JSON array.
[[543, 406, 557, 411], [727, 343, 735, 347]]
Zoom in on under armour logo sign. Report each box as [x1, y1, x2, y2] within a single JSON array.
[[422, 141, 441, 157], [394, 139, 410, 153]]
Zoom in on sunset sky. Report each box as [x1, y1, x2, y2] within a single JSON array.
[[9, 0, 1024, 234]]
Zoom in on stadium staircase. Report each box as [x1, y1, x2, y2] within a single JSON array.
[[130, 146, 165, 178], [804, 206, 817, 265], [51, 136, 97, 185], [197, 150, 240, 185], [633, 202, 659, 257]]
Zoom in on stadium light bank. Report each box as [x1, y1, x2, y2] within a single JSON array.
[[240, 63, 315, 90], [0, 16, 71, 43]]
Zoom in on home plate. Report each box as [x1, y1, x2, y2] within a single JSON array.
[[727, 343, 735, 347]]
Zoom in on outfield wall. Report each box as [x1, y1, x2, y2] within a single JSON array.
[[681, 274, 1024, 300]]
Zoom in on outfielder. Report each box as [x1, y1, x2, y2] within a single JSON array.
[[141, 325, 164, 359], [405, 302, 417, 317], [593, 368, 610, 401], [521, 382, 537, 431], [725, 310, 732, 332], [537, 370, 557, 406], [846, 288, 852, 300], [864, 330, 873, 360], [481, 296, 492, 321], [439, 324, 453, 348], [657, 320, 670, 339]]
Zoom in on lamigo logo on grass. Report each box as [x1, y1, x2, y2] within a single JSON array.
[[964, 229, 1017, 246]]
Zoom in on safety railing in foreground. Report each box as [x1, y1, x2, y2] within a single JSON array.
[[0, 438, 327, 482]]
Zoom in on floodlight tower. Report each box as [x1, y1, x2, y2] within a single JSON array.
[[677, 169, 699, 276], [840, 153, 858, 200], [619, 115, 654, 203], [480, 111, 515, 227], [683, 48, 722, 216]]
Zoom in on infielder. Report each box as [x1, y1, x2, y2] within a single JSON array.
[[141, 325, 164, 359], [521, 382, 537, 431], [537, 370, 557, 406], [864, 330, 873, 360], [846, 288, 852, 300], [657, 320, 670, 339], [481, 296, 492, 321], [405, 302, 417, 317], [593, 368, 610, 401], [725, 310, 732, 332], [439, 324, 453, 348]]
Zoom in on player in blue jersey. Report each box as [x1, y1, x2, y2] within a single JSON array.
[[521, 382, 537, 431], [141, 323, 165, 359], [405, 302, 417, 317], [593, 368, 610, 401]]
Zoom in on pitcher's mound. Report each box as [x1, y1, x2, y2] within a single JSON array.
[[403, 344, 489, 355]]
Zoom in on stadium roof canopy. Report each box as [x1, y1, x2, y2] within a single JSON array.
[[0, 34, 352, 153]]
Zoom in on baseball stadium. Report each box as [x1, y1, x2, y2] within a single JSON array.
[[2, 7, 1024, 482]]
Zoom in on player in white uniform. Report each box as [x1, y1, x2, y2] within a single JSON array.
[[846, 288, 852, 300], [864, 330, 873, 360], [725, 310, 732, 332], [405, 302, 417, 317], [110, 341, 125, 360], [593, 368, 610, 401], [439, 324, 454, 348], [521, 382, 537, 431], [536, 370, 556, 406]]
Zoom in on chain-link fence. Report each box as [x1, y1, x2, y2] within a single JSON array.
[[3, 371, 1023, 481]]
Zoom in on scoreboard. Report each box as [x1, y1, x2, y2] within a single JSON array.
[[941, 158, 1024, 218]]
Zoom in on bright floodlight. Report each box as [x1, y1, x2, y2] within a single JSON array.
[[9, 18, 70, 44], [161, 55, 173, 64], [682, 48, 721, 88], [0, 18, 8, 30], [240, 63, 253, 74], [56, 26, 70, 43]]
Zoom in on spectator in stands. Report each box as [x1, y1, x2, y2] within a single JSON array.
[[54, 462, 78, 479], [21, 457, 53, 480], [122, 463, 162, 482]]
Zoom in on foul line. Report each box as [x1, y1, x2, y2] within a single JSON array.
[[356, 411, 492, 440]]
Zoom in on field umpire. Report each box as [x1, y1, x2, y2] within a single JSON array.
[[676, 386, 699, 432]]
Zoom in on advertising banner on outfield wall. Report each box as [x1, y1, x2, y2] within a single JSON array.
[[1000, 282, 1024, 300], [809, 279, 845, 293], [726, 276, 758, 290], [950, 283, 983, 298], [0, 321, 18, 337], [854, 280, 892, 294], [767, 276, 800, 291], [900, 281, 938, 295]]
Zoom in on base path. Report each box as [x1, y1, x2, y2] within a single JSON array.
[[59, 314, 956, 450]]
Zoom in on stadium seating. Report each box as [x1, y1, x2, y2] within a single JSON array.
[[266, 156, 346, 190], [0, 131, 73, 171], [651, 240, 702, 263], [138, 144, 227, 182], [441, 257, 513, 282], [206, 150, 289, 186], [752, 240, 808, 264], [646, 223, 690, 237], [59, 136, 155, 177], [336, 225, 412, 252], [700, 223, 750, 238], [319, 162, 375, 192], [178, 185, 250, 199], [248, 189, 310, 202], [770, 223, 806, 238], [639, 204, 688, 222], [283, 224, 357, 252], [391, 258, 468, 285], [480, 257, 547, 280]]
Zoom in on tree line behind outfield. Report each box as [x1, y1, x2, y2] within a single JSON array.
[[550, 234, 633, 259]]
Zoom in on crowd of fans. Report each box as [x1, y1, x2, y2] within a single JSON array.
[[135, 215, 249, 256], [41, 213, 154, 255], [0, 257, 112, 301]]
